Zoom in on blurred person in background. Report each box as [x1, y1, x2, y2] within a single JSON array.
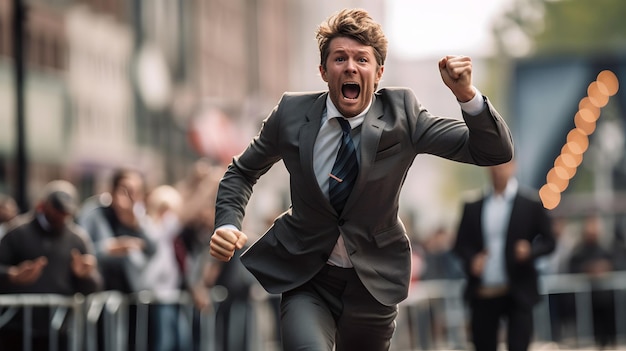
[[78, 168, 155, 293], [453, 159, 555, 351], [176, 159, 260, 351], [139, 184, 191, 351], [420, 226, 464, 282], [173, 160, 223, 350], [537, 216, 577, 345], [0, 180, 102, 350], [77, 168, 156, 350], [0, 193, 19, 239], [416, 226, 465, 349], [209, 8, 513, 351], [568, 213, 616, 349], [174, 159, 224, 294]]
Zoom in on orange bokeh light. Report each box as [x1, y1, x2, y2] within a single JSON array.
[[574, 110, 596, 135], [539, 183, 561, 210], [554, 164, 575, 180], [579, 97, 601, 117], [541, 71, 619, 211], [546, 168, 569, 192], [566, 128, 589, 154], [561, 144, 583, 166], [587, 81, 609, 108], [596, 70, 619, 96], [578, 107, 600, 123], [558, 152, 579, 169]]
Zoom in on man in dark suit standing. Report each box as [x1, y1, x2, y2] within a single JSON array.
[[453, 159, 556, 351], [209, 8, 514, 351]]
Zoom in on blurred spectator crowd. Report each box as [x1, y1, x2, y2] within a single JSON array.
[[0, 158, 263, 351]]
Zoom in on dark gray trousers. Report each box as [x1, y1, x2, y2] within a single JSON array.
[[280, 264, 397, 351]]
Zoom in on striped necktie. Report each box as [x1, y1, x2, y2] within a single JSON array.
[[329, 118, 358, 214]]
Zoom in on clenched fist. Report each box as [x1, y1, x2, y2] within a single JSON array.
[[438, 55, 476, 103], [209, 227, 248, 262]]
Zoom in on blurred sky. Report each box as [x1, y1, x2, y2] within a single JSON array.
[[385, 0, 514, 59]]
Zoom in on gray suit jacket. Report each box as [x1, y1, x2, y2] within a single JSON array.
[[215, 87, 513, 306]]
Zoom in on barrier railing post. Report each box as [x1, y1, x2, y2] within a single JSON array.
[[23, 304, 32, 351], [135, 292, 150, 351], [71, 294, 85, 351]]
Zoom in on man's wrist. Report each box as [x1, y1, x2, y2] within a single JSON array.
[[215, 224, 238, 232], [455, 86, 476, 103], [458, 88, 485, 116]]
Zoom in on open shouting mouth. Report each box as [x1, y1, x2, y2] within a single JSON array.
[[342, 83, 360, 100]]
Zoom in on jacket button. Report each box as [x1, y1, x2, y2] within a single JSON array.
[[338, 219, 345, 226]]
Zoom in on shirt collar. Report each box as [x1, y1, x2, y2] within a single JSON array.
[[325, 95, 372, 129]]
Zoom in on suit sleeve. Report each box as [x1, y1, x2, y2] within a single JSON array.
[[214, 96, 285, 230], [406, 89, 514, 166]]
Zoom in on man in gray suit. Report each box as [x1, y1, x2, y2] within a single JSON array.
[[209, 8, 514, 351]]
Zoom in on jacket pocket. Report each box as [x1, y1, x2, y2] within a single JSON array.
[[373, 222, 406, 248], [374, 142, 401, 161], [271, 221, 303, 252]]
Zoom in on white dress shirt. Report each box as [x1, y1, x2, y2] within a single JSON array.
[[481, 177, 518, 286]]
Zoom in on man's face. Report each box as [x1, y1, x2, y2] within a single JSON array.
[[113, 174, 144, 211], [319, 36, 384, 118], [41, 201, 71, 232], [489, 161, 516, 192]]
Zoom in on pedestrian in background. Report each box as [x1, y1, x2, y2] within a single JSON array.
[[453, 159, 556, 351], [77, 168, 156, 350], [568, 214, 616, 349], [139, 184, 192, 351]]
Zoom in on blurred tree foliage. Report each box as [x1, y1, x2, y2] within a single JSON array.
[[493, 0, 626, 56]]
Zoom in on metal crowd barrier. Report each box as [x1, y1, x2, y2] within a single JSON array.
[[0, 286, 283, 351], [4, 272, 626, 351], [391, 271, 626, 351], [0, 293, 84, 351]]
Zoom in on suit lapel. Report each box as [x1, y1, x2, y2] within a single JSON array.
[[359, 94, 385, 170], [299, 93, 331, 207]]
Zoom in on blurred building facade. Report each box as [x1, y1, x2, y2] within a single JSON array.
[[0, 0, 70, 203], [0, 0, 304, 209]]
